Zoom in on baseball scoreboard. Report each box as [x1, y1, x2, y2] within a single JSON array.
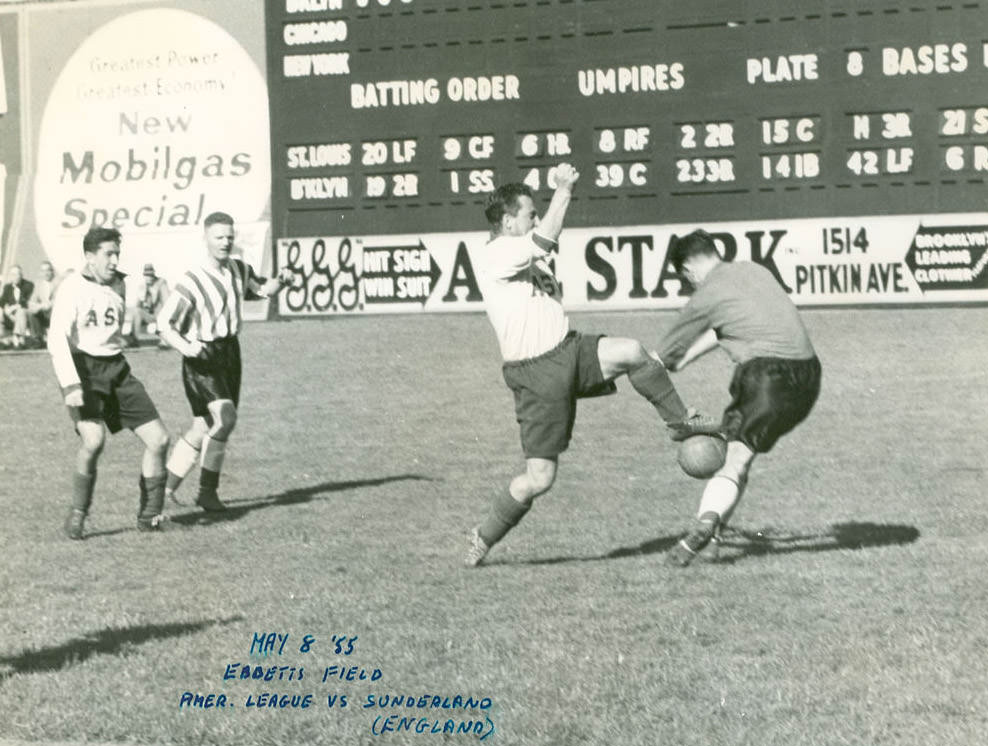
[[264, 0, 988, 311]]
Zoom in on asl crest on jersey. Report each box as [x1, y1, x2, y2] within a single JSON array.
[[84, 306, 119, 328]]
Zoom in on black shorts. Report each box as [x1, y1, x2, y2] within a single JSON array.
[[70, 353, 160, 434], [182, 336, 242, 418], [722, 355, 822, 453], [502, 331, 617, 460]]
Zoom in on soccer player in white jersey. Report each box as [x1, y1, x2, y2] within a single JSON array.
[[156, 212, 293, 511], [464, 163, 712, 566], [48, 227, 171, 539]]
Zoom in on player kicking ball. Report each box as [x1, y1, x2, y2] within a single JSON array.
[[657, 229, 822, 567], [464, 163, 716, 567], [156, 212, 293, 512], [47, 227, 171, 539]]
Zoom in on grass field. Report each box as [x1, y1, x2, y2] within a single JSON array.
[[0, 307, 986, 746]]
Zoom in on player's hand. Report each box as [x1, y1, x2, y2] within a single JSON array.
[[553, 162, 580, 190], [184, 339, 205, 358], [276, 268, 295, 287], [64, 390, 84, 408]]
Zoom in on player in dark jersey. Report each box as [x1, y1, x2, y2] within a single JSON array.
[[658, 229, 822, 567], [48, 227, 171, 539], [156, 212, 293, 511]]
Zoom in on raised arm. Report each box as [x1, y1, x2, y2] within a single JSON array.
[[534, 163, 579, 243]]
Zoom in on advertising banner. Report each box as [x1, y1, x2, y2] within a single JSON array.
[[276, 212, 988, 316], [31, 7, 270, 298], [265, 0, 988, 313], [1, 0, 270, 317]]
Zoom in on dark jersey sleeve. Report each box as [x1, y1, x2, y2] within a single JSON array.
[[657, 288, 717, 369], [233, 258, 266, 301]]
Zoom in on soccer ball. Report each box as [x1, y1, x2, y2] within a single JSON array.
[[677, 435, 727, 479]]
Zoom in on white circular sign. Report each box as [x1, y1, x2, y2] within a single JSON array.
[[34, 8, 270, 280]]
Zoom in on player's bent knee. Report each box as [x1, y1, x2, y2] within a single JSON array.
[[525, 460, 557, 495], [152, 431, 171, 455], [603, 338, 652, 376], [208, 401, 238, 436], [79, 430, 106, 456]]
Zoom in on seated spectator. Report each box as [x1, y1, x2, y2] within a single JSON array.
[[28, 260, 58, 344], [1, 265, 34, 349], [123, 263, 170, 347]]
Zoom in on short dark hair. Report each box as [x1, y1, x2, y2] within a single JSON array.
[[484, 183, 533, 229], [669, 229, 720, 273], [204, 211, 234, 229], [83, 227, 121, 254]]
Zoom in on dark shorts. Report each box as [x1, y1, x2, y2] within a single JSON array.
[[70, 353, 160, 434], [722, 355, 822, 453], [502, 331, 617, 460], [182, 336, 242, 418]]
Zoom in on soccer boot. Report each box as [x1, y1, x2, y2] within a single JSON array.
[[137, 475, 166, 531], [464, 527, 491, 567], [696, 524, 724, 563], [196, 488, 227, 512], [667, 412, 724, 442], [64, 508, 87, 540], [666, 515, 719, 568], [137, 514, 166, 532]]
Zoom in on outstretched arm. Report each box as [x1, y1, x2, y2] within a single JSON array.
[[245, 263, 294, 299], [673, 328, 719, 371], [534, 163, 579, 243], [256, 268, 294, 297]]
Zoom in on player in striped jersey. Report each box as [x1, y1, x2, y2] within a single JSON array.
[[156, 212, 293, 511], [48, 227, 171, 539]]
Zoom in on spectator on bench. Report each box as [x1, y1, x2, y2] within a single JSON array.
[[1, 265, 34, 349]]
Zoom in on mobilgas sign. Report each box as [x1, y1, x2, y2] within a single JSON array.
[[33, 8, 270, 280]]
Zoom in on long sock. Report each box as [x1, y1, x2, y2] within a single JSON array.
[[628, 358, 688, 423], [140, 474, 167, 517], [697, 476, 741, 521], [478, 492, 531, 547], [166, 437, 200, 494], [197, 435, 226, 498], [198, 467, 220, 497], [72, 471, 96, 513]]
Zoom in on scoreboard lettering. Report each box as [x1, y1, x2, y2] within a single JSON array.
[[265, 0, 988, 236]]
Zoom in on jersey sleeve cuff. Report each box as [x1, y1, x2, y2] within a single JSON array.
[[61, 382, 82, 398]]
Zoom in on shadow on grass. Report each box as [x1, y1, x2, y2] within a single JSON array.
[[164, 474, 434, 528], [515, 521, 920, 566], [0, 616, 243, 681], [712, 521, 921, 564]]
